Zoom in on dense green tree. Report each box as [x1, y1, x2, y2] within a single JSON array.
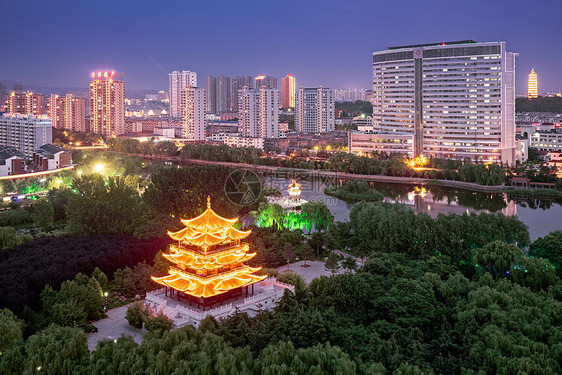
[[66, 175, 144, 236], [341, 256, 358, 272], [324, 252, 341, 275], [529, 230, 562, 277], [473, 241, 523, 278], [0, 308, 25, 353], [256, 341, 361, 375], [49, 300, 87, 327], [0, 324, 89, 375], [31, 200, 54, 230], [144, 312, 173, 336]]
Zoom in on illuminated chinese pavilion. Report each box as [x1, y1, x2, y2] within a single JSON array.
[[152, 196, 267, 310], [287, 179, 302, 201]]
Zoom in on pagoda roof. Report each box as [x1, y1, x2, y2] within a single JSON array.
[[151, 267, 266, 298], [288, 179, 301, 188], [180, 197, 238, 231]]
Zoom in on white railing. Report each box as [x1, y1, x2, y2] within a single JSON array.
[[273, 280, 295, 291], [155, 299, 167, 314]]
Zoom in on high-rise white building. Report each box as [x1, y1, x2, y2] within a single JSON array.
[[239, 87, 279, 139], [169, 70, 197, 117], [349, 40, 518, 164], [0, 114, 52, 156], [180, 87, 206, 140], [295, 87, 335, 133]]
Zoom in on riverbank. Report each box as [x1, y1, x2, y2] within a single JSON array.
[[100, 151, 561, 198]]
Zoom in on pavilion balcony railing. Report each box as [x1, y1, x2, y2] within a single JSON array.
[[169, 265, 259, 284]]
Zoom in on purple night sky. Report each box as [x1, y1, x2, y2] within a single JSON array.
[[1, 0, 561, 93]]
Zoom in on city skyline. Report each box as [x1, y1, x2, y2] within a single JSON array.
[[1, 0, 561, 93]]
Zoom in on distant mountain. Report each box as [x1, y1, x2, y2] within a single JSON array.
[[0, 79, 160, 99]]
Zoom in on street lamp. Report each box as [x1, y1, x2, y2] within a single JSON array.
[[94, 164, 104, 173]]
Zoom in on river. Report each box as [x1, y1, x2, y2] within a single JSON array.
[[263, 175, 562, 241]]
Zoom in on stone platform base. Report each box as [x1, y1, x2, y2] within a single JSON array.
[[145, 277, 293, 328]]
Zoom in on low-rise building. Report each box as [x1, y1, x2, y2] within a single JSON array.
[[0, 146, 26, 176], [264, 138, 290, 153], [33, 144, 73, 171], [224, 135, 264, 150], [348, 130, 412, 155], [529, 128, 562, 152]]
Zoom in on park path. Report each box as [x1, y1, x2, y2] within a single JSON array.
[[87, 303, 144, 352]]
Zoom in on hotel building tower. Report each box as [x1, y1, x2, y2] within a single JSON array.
[[169, 70, 197, 117], [239, 87, 279, 139], [528, 69, 538, 98], [295, 87, 335, 133], [89, 71, 125, 137], [47, 94, 86, 132], [349, 40, 518, 164], [180, 86, 206, 140], [282, 74, 296, 109]]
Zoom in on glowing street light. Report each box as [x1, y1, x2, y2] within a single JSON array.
[[94, 164, 104, 173]]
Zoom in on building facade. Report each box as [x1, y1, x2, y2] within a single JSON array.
[[47, 94, 86, 132], [528, 69, 538, 99], [0, 114, 52, 156], [224, 135, 264, 149], [33, 144, 73, 171], [5, 91, 45, 116], [239, 87, 279, 139], [282, 74, 296, 109], [255, 74, 277, 89], [351, 40, 518, 164], [205, 76, 217, 114], [295, 87, 335, 133], [89, 71, 125, 137], [334, 88, 367, 102], [231, 76, 253, 112], [169, 70, 197, 117], [180, 86, 206, 140], [0, 84, 7, 112]]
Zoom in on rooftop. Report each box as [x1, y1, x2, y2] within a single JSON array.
[[388, 40, 477, 50]]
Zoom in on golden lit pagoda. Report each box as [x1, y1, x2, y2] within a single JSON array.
[[152, 196, 267, 309], [287, 179, 302, 201], [528, 68, 538, 99]]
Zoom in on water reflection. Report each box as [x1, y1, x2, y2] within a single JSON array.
[[263, 174, 561, 240]]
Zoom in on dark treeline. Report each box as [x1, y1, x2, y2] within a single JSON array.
[[516, 96, 562, 112], [344, 201, 529, 264], [105, 139, 511, 186], [0, 235, 169, 313], [335, 100, 373, 116], [179, 144, 508, 186]]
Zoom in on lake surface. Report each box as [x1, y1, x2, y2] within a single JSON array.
[[263, 174, 562, 241]]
